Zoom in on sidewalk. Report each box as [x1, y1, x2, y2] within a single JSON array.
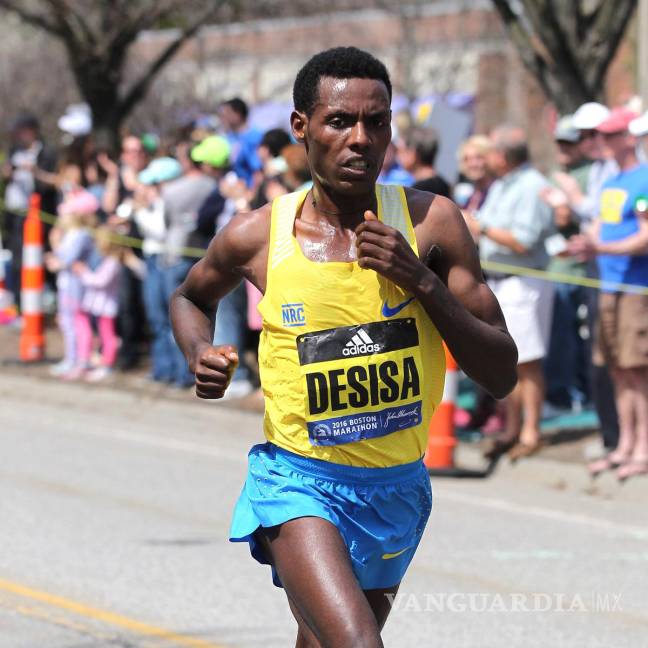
[[0, 326, 648, 500], [0, 321, 265, 412]]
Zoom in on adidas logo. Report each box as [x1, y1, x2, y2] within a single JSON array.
[[342, 328, 381, 356]]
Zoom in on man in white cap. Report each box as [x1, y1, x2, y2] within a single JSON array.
[[566, 102, 619, 222]]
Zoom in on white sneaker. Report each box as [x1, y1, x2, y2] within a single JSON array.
[[84, 366, 113, 383], [542, 402, 572, 420], [49, 360, 74, 376], [221, 380, 254, 400]]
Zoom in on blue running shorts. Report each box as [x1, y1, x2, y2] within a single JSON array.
[[229, 442, 433, 590]]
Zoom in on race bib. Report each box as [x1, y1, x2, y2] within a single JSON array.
[[296, 318, 423, 446]]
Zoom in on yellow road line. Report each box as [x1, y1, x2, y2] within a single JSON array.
[[0, 578, 228, 648], [13, 604, 117, 641]]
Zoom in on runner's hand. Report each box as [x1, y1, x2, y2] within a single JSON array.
[[193, 344, 239, 399], [355, 210, 432, 292]]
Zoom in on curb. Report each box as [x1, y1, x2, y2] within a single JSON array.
[[454, 442, 648, 503]]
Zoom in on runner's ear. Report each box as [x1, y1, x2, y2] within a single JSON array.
[[290, 110, 307, 143]]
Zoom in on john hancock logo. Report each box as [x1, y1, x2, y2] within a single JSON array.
[[282, 302, 306, 327]]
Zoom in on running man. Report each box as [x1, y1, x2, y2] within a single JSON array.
[[171, 47, 517, 647]]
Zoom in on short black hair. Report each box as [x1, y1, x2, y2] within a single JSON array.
[[222, 97, 248, 121], [293, 47, 392, 116], [11, 112, 39, 132], [406, 126, 440, 167], [260, 128, 292, 158]]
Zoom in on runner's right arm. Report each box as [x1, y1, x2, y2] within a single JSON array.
[[170, 206, 270, 398]]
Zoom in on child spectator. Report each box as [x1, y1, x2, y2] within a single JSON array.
[[44, 191, 97, 376], [68, 227, 122, 381], [71, 226, 145, 382]]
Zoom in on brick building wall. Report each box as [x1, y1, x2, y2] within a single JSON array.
[[134, 1, 637, 169]]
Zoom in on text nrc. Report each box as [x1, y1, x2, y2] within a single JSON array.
[[282, 303, 306, 327]]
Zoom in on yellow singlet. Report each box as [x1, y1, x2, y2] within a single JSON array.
[[257, 184, 445, 467]]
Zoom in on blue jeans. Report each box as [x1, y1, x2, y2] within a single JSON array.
[[213, 281, 250, 382], [544, 281, 589, 408], [163, 258, 196, 387], [142, 255, 173, 381]]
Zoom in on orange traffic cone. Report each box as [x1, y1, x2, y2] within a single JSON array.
[[425, 344, 458, 470], [425, 344, 493, 478], [0, 239, 17, 324], [19, 193, 45, 361]]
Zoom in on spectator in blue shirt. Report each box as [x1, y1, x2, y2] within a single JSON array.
[[219, 98, 263, 189], [569, 107, 648, 482]]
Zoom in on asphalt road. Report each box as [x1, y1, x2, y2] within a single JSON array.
[[1, 371, 647, 648]]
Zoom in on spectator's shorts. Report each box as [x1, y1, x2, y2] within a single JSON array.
[[594, 292, 648, 369], [488, 275, 554, 364], [229, 442, 432, 590]]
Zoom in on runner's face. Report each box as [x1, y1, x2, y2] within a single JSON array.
[[296, 77, 391, 194]]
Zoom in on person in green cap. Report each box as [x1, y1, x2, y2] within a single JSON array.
[[160, 138, 220, 387], [192, 135, 256, 399]]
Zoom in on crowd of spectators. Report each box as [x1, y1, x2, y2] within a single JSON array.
[[1, 96, 647, 480]]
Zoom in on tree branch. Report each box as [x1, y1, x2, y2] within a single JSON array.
[[584, 0, 637, 90], [103, 0, 190, 58], [525, 0, 590, 97], [491, 0, 548, 82], [55, 0, 97, 48], [0, 0, 62, 35], [117, 1, 227, 121], [41, 0, 84, 54]]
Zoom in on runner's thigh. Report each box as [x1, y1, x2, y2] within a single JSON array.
[[256, 516, 383, 648]]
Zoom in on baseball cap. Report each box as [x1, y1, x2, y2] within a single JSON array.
[[553, 115, 580, 143], [58, 103, 92, 137], [141, 132, 160, 154], [190, 136, 230, 168], [630, 110, 648, 137], [596, 107, 639, 134], [10, 112, 39, 131], [572, 102, 610, 130], [138, 157, 182, 185]]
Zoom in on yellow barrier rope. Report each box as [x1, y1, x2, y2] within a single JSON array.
[[3, 198, 648, 296], [480, 260, 648, 296], [0, 199, 207, 259]]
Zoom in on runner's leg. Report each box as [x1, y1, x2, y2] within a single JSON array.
[[255, 516, 384, 648], [364, 585, 400, 631], [289, 583, 400, 648]]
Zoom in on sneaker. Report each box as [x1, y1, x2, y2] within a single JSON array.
[[84, 366, 113, 383], [221, 380, 254, 401], [480, 413, 505, 436], [49, 360, 74, 376], [61, 366, 87, 381], [542, 402, 572, 420]]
